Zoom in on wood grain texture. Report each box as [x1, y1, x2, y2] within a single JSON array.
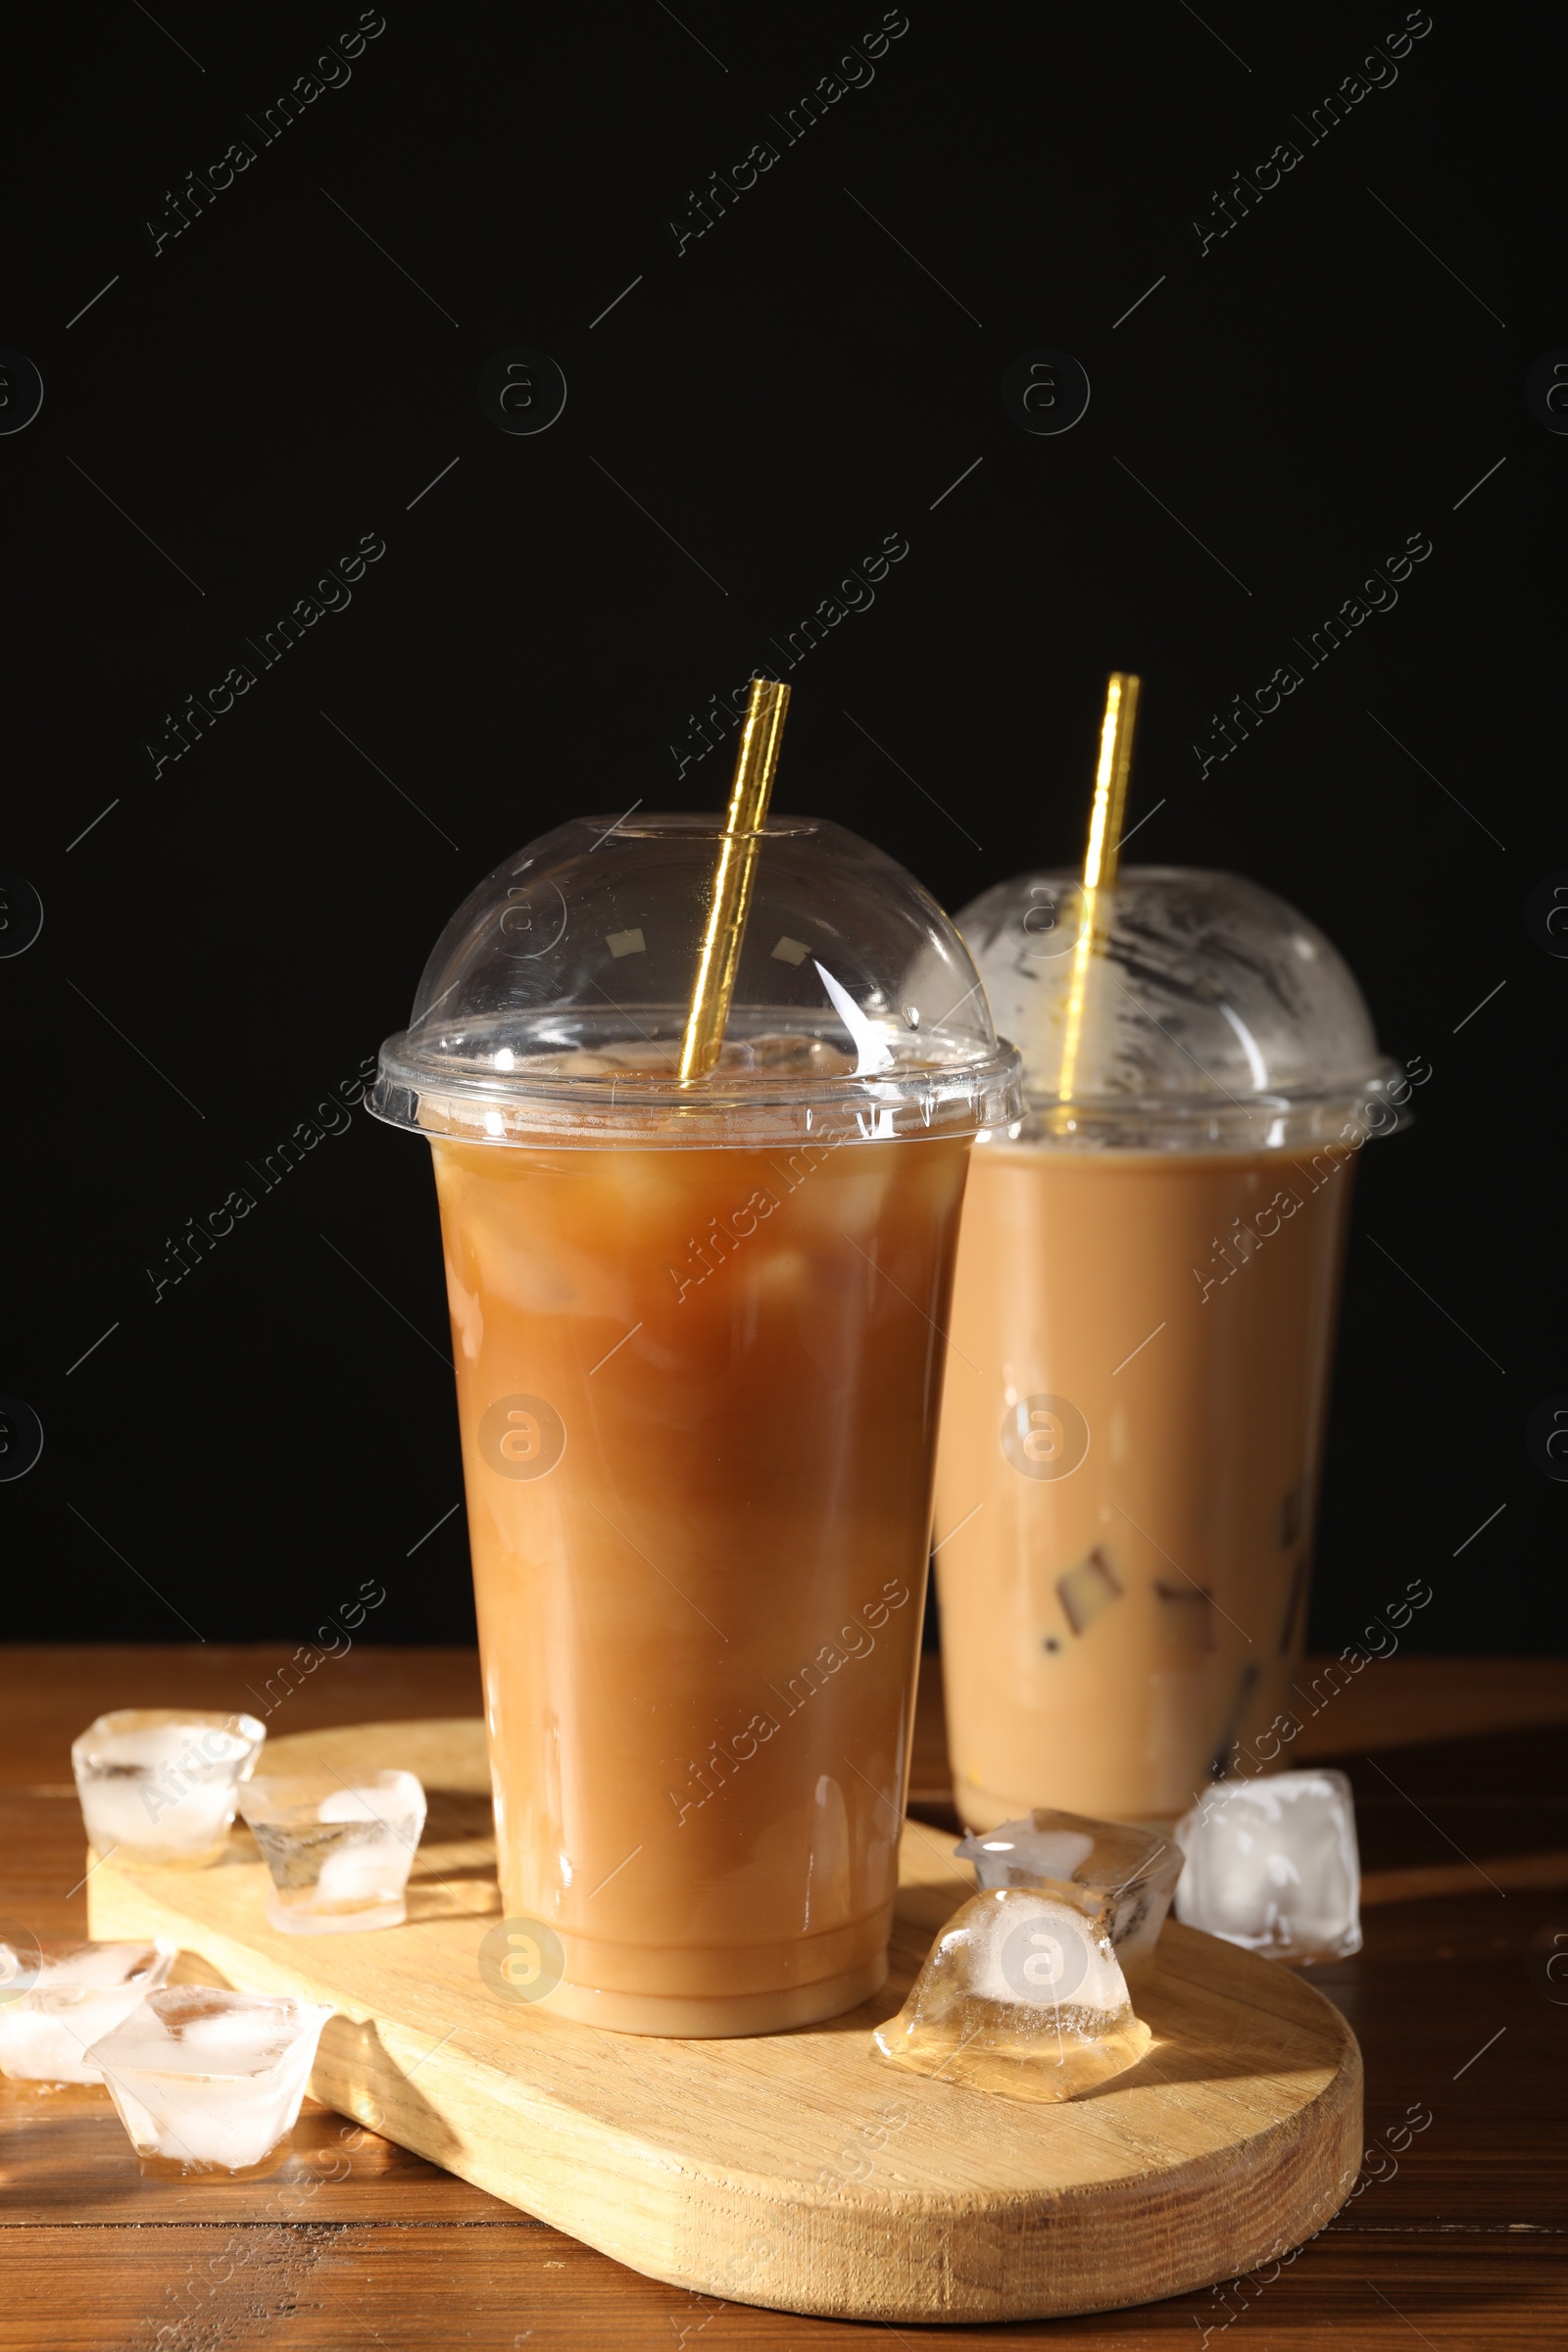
[[0, 1644, 483, 1788], [4, 1644, 1565, 2348], [85, 1717, 1362, 2323], [5, 2226, 1564, 2352]]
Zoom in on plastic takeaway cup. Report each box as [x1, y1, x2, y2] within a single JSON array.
[[934, 865, 1408, 1829], [369, 812, 1022, 2034]]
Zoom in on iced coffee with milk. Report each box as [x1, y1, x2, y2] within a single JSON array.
[[371, 683, 1021, 2033], [934, 682, 1406, 1828]]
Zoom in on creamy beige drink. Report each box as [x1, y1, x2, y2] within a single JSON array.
[[937, 1140, 1352, 1826], [936, 867, 1404, 1828], [372, 811, 1021, 2033], [437, 1130, 969, 2031]]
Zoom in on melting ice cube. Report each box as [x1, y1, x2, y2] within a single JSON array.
[[0, 1939, 176, 2085], [239, 1770, 426, 1935], [871, 1886, 1152, 2101], [72, 1710, 265, 1866], [87, 1985, 332, 2173], [1174, 1769, 1361, 1963], [955, 1810, 1183, 1972]]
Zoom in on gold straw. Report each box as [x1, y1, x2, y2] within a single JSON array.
[[677, 676, 792, 1083], [1055, 672, 1142, 1107]]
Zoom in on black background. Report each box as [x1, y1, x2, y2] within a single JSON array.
[[2, 4, 1559, 1652]]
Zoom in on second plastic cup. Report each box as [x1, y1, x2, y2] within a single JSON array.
[[935, 867, 1406, 1827], [370, 813, 1021, 2033]]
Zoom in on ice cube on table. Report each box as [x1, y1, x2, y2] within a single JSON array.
[[239, 1770, 426, 1935], [871, 1886, 1152, 2101], [1174, 1770, 1361, 1963], [955, 1810, 1184, 1973], [0, 1938, 176, 2084], [87, 1986, 332, 2174], [72, 1710, 265, 1866]]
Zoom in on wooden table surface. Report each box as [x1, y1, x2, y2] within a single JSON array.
[[3, 1646, 1564, 2349]]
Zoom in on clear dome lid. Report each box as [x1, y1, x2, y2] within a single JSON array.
[[956, 865, 1405, 1152], [371, 814, 1023, 1148]]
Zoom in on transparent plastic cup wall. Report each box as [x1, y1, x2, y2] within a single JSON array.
[[370, 813, 1023, 2034], [933, 866, 1407, 1829]]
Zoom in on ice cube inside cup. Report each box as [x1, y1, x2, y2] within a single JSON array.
[[72, 1709, 266, 1866], [955, 1809, 1184, 1975], [0, 1938, 176, 2085], [238, 1770, 426, 1934], [87, 1985, 332, 2176], [1174, 1769, 1362, 1963]]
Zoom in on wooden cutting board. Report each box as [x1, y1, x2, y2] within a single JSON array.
[[88, 1717, 1361, 2324]]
